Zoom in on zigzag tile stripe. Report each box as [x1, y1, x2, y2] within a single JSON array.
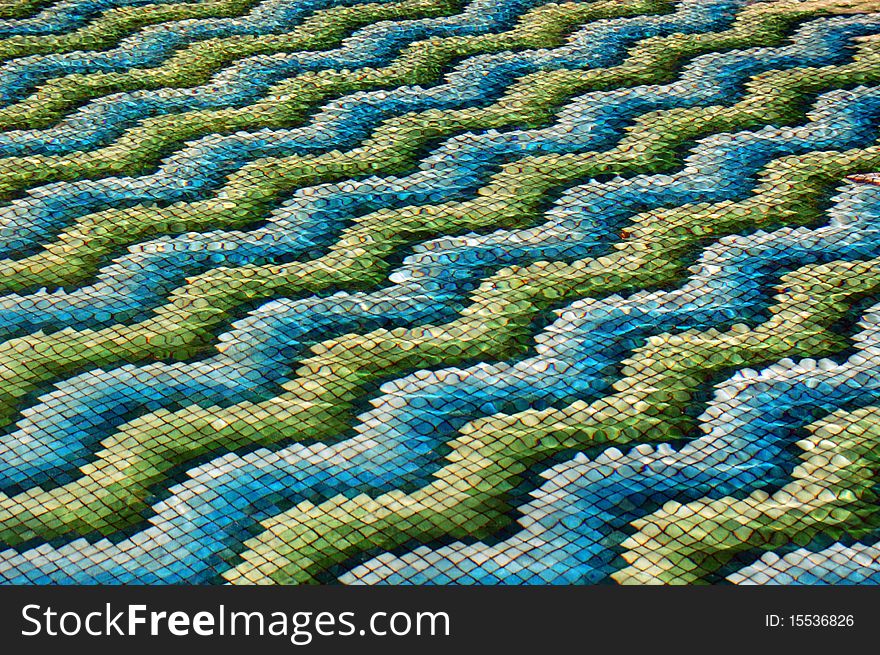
[[1, 0, 880, 585]]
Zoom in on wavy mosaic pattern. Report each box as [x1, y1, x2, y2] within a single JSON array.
[[1, 0, 880, 585]]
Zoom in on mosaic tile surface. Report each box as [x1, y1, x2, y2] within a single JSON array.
[[1, 0, 880, 584]]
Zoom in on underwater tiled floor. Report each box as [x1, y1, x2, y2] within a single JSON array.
[[1, 0, 880, 584]]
